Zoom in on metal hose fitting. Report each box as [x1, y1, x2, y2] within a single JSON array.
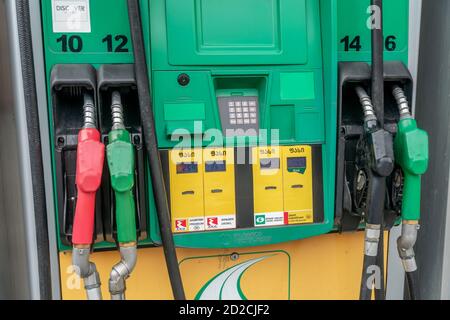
[[83, 93, 97, 129], [111, 91, 125, 131], [109, 244, 137, 300], [397, 222, 420, 273], [364, 224, 381, 257], [72, 247, 102, 300], [392, 86, 412, 120], [355, 86, 378, 129]]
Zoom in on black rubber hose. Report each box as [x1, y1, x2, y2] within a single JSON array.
[[360, 176, 386, 300], [406, 270, 420, 300], [360, 254, 377, 300], [127, 0, 186, 300], [371, 0, 386, 300], [371, 0, 384, 126], [359, 0, 386, 301], [366, 175, 386, 226]]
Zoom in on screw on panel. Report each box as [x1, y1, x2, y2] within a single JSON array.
[[177, 73, 190, 86]]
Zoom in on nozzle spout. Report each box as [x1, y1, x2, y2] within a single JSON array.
[[392, 86, 412, 120], [397, 222, 419, 273], [72, 247, 102, 300], [109, 244, 137, 300]]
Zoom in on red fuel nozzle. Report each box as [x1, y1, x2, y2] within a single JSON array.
[[72, 128, 105, 245]]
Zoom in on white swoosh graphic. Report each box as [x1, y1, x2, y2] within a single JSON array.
[[197, 256, 271, 300]]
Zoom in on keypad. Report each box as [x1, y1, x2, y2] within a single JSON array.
[[227, 99, 258, 125], [218, 96, 260, 136]]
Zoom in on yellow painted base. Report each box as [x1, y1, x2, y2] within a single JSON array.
[[59, 231, 387, 300]]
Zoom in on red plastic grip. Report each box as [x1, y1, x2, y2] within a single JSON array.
[[72, 128, 105, 245]]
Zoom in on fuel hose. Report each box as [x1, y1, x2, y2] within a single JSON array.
[[127, 0, 186, 300]]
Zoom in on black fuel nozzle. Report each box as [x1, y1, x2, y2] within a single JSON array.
[[355, 86, 394, 178], [367, 129, 395, 178], [355, 86, 394, 301]]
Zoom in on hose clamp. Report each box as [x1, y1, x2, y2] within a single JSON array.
[[365, 224, 381, 257], [402, 257, 418, 273]]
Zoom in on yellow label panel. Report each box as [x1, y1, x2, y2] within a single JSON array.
[[59, 232, 386, 300], [252, 146, 284, 226], [203, 148, 236, 230], [282, 146, 314, 224], [169, 148, 204, 233]]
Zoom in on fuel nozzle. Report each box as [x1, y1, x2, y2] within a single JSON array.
[[355, 86, 394, 300], [355, 87, 395, 178], [106, 91, 138, 300], [72, 92, 105, 300], [392, 86, 429, 300]]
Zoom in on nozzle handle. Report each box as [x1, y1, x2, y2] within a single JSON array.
[[401, 174, 422, 222], [73, 129, 105, 245], [116, 190, 137, 243], [107, 129, 137, 244], [73, 191, 97, 245]]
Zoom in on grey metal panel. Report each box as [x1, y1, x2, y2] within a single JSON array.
[[0, 0, 33, 299], [1, 0, 65, 299], [29, 0, 62, 300], [6, 0, 43, 299], [408, 0, 423, 115], [415, 0, 450, 300]]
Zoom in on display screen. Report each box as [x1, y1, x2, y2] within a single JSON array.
[[176, 162, 198, 174], [205, 161, 226, 173], [260, 158, 280, 170], [287, 157, 307, 169]]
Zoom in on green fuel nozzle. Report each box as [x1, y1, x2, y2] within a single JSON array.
[[106, 91, 138, 300], [107, 91, 137, 244], [392, 86, 429, 300], [107, 129, 137, 244], [393, 86, 429, 223]]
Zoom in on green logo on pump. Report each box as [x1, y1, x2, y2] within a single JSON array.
[[195, 255, 275, 300], [255, 215, 266, 226]]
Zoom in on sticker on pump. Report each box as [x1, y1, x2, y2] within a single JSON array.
[[254, 212, 287, 227], [175, 219, 187, 232], [287, 210, 313, 225], [189, 217, 205, 232], [52, 0, 91, 33], [174, 217, 205, 233], [205, 215, 236, 230]]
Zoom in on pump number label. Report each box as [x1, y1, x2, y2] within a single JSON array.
[[52, 0, 91, 33]]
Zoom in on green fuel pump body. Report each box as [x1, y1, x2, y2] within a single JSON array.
[[41, 0, 412, 251], [395, 118, 429, 222], [107, 129, 137, 244]]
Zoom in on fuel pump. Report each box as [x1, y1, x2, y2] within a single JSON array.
[[392, 86, 429, 300], [71, 93, 105, 300], [107, 91, 138, 300], [38, 0, 422, 300]]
